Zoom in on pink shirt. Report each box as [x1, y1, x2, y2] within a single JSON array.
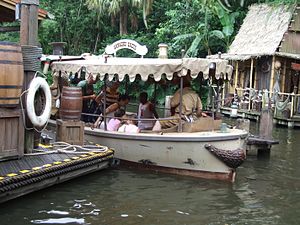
[[118, 124, 140, 133], [107, 118, 121, 131]]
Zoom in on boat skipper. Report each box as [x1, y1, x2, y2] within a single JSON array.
[[154, 78, 206, 131]]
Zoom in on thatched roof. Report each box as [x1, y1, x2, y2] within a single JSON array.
[[210, 4, 294, 61]]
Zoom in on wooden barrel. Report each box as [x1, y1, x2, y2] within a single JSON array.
[[59, 86, 83, 121], [0, 42, 24, 107]]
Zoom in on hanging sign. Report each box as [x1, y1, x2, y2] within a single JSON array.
[[105, 39, 148, 57]]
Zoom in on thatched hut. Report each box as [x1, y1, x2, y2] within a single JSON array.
[[210, 4, 300, 127]]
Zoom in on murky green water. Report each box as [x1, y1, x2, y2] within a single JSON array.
[[1, 123, 300, 225]]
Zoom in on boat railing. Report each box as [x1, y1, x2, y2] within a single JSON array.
[[81, 112, 180, 122]]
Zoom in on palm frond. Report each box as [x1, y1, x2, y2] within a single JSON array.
[[185, 35, 202, 57]]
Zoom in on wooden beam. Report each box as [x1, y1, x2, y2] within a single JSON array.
[[0, 26, 20, 32]]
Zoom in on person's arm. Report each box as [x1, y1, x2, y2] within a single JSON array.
[[170, 90, 180, 116], [196, 96, 203, 117], [170, 90, 180, 108], [105, 103, 118, 114], [82, 94, 96, 100], [196, 96, 207, 117]]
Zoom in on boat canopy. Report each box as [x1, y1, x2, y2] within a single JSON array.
[[51, 57, 233, 82]]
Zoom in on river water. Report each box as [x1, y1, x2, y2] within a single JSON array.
[[1, 123, 300, 225]]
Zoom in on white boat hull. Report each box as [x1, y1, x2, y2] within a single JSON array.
[[84, 128, 247, 182]]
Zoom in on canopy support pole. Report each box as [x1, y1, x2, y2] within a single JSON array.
[[153, 81, 157, 111], [103, 77, 107, 131], [178, 76, 183, 132]]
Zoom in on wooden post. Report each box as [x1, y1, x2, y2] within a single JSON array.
[[281, 58, 287, 92], [248, 58, 254, 110], [20, 0, 39, 153], [290, 93, 294, 118], [234, 61, 239, 90], [249, 58, 254, 89], [269, 56, 276, 92], [254, 59, 258, 89]]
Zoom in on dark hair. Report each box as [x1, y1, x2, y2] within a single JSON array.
[[140, 92, 148, 99], [114, 109, 125, 117], [118, 94, 130, 102]]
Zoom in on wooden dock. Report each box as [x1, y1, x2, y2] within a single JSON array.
[[220, 106, 261, 121], [0, 145, 114, 203]]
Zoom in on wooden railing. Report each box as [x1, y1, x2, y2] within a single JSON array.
[[223, 88, 300, 118]]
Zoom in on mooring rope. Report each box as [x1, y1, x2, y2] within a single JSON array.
[[25, 141, 109, 156]]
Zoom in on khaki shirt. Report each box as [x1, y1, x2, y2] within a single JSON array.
[[170, 87, 202, 115]]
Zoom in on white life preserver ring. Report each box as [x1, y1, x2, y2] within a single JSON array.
[[26, 77, 52, 127]]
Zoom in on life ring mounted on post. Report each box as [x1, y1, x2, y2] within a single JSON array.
[[26, 77, 52, 127]]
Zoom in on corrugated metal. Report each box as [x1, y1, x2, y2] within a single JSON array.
[[280, 31, 300, 54], [290, 9, 300, 31]]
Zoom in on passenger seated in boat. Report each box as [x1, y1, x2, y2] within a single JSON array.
[[93, 94, 130, 129], [137, 92, 158, 130], [107, 109, 125, 131], [153, 77, 207, 131], [88, 81, 120, 123], [118, 115, 140, 133]]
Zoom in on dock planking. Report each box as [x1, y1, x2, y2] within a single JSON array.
[[0, 147, 114, 203]]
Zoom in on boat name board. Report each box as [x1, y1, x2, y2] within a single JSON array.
[[105, 39, 148, 56]]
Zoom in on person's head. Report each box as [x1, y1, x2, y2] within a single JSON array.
[[118, 94, 130, 106], [114, 109, 125, 118], [126, 115, 137, 125], [139, 92, 148, 104], [107, 81, 119, 91], [87, 73, 96, 85]]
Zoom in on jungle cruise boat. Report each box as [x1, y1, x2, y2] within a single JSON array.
[[50, 40, 248, 182]]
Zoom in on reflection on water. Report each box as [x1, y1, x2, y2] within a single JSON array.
[[1, 124, 300, 225]]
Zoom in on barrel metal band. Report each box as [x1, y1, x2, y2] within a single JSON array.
[[0, 97, 20, 100], [0, 85, 23, 89], [0, 41, 19, 46], [0, 60, 23, 65], [0, 49, 22, 53]]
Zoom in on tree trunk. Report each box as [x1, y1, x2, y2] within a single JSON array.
[[119, 4, 128, 35]]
